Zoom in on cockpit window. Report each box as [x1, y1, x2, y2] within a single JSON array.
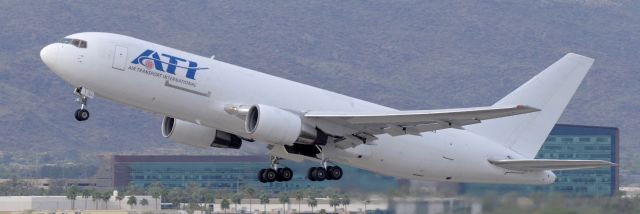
[[57, 38, 87, 48], [57, 38, 73, 44]]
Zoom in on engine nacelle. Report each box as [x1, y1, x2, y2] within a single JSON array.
[[245, 104, 326, 145], [162, 116, 242, 149]]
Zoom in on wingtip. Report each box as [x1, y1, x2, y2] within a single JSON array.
[[516, 104, 541, 112], [565, 52, 595, 63]]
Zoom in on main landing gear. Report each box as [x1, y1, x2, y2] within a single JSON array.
[[73, 87, 93, 121], [258, 157, 293, 183], [256, 157, 344, 182], [308, 146, 343, 181], [308, 165, 343, 181]]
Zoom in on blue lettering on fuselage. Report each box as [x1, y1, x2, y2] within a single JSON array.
[[131, 49, 207, 80]]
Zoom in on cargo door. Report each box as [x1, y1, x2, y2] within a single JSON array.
[[112, 46, 127, 71]]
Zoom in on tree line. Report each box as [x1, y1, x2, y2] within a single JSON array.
[[61, 181, 361, 213]]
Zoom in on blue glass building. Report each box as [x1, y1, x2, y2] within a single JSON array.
[[458, 124, 619, 197], [107, 155, 397, 193]]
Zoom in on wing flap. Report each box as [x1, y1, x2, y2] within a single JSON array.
[[306, 105, 538, 124], [489, 159, 616, 171], [306, 105, 539, 137]]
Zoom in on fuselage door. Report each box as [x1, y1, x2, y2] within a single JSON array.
[[112, 46, 127, 71]]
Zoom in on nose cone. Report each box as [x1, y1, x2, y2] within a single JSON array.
[[40, 44, 58, 69]]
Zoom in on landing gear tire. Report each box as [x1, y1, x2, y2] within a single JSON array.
[[264, 169, 277, 182], [258, 169, 267, 183], [276, 168, 284, 182], [327, 166, 343, 180], [308, 167, 316, 181], [309, 167, 327, 181], [279, 167, 293, 181], [74, 109, 90, 121]]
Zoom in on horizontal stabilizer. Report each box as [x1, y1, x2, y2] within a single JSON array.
[[489, 159, 615, 171]]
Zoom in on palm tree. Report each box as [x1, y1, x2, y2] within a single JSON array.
[[191, 186, 207, 212], [140, 198, 149, 209], [243, 186, 255, 212], [278, 192, 290, 213], [363, 199, 371, 212], [186, 182, 203, 205], [127, 196, 137, 210], [116, 193, 125, 209], [221, 198, 230, 214], [295, 190, 304, 213], [91, 191, 101, 209], [231, 192, 243, 213], [218, 188, 230, 199], [169, 187, 186, 209], [65, 185, 79, 210], [329, 194, 340, 213], [203, 191, 216, 213], [306, 188, 319, 213], [81, 189, 92, 210], [307, 197, 317, 213], [340, 194, 350, 212], [125, 183, 143, 195], [259, 191, 269, 214], [148, 182, 164, 210], [101, 191, 112, 209]]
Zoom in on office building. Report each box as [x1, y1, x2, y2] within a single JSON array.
[[97, 155, 398, 193], [459, 124, 619, 197]]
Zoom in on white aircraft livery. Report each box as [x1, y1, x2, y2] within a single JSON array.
[[40, 32, 614, 184]]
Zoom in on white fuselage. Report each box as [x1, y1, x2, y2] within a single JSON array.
[[40, 32, 555, 184]]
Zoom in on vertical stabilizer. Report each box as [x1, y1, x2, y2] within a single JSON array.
[[468, 53, 594, 158]]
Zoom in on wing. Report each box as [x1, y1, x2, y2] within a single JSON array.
[[489, 159, 616, 171], [306, 105, 539, 137]]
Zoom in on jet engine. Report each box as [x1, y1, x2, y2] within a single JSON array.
[[162, 116, 242, 149], [244, 104, 327, 145]]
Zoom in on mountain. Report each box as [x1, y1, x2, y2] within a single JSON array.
[[0, 1, 638, 178]]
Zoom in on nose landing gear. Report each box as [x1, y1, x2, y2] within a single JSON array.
[[73, 87, 93, 121]]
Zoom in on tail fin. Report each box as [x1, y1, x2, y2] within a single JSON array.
[[468, 53, 594, 158]]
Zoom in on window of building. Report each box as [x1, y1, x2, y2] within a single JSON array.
[[546, 145, 562, 150], [590, 154, 611, 159]]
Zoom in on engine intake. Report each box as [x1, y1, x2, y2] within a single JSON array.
[[245, 104, 326, 145], [162, 116, 242, 149]]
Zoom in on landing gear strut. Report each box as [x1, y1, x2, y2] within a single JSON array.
[[307, 146, 343, 181], [258, 156, 293, 183], [73, 87, 93, 121]]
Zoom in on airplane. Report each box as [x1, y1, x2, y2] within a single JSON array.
[[40, 32, 614, 184]]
